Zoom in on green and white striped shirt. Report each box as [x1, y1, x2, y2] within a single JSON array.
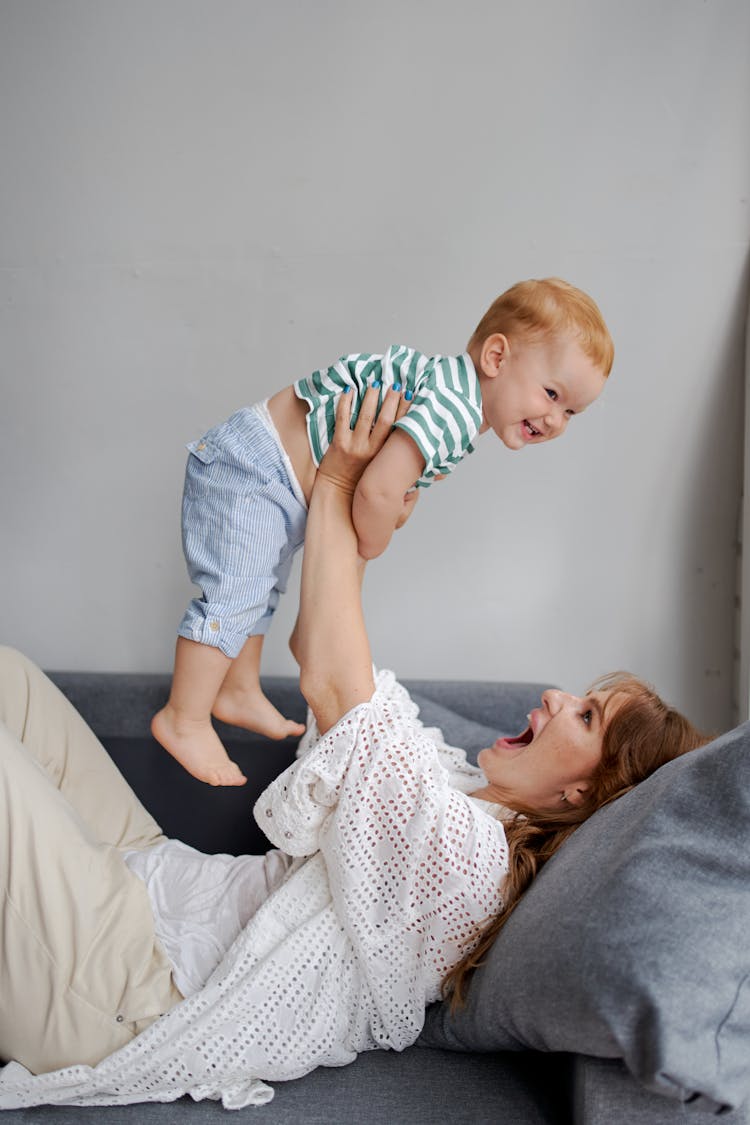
[[294, 345, 483, 487]]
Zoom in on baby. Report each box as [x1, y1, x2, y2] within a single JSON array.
[[152, 277, 613, 785]]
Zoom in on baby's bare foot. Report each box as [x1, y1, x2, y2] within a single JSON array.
[[151, 706, 247, 786], [213, 686, 306, 740]]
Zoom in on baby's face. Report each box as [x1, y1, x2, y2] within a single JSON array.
[[479, 336, 607, 450]]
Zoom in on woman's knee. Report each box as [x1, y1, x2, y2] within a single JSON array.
[[0, 647, 37, 727], [0, 645, 36, 676]]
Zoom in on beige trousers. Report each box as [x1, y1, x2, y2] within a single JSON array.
[[0, 646, 183, 1074]]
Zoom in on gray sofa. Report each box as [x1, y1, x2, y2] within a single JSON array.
[[2, 670, 748, 1125]]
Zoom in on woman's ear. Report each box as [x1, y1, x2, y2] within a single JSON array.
[[565, 781, 591, 808], [480, 333, 509, 378]]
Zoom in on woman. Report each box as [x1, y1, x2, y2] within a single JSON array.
[[0, 387, 706, 1110]]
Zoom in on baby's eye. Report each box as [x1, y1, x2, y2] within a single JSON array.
[[545, 388, 558, 401], [581, 708, 593, 726]]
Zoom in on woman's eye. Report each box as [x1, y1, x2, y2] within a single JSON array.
[[581, 708, 593, 726], [545, 388, 558, 401]]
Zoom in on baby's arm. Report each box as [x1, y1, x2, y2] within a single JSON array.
[[352, 430, 425, 559]]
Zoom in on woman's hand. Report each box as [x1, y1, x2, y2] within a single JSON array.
[[317, 384, 408, 495]]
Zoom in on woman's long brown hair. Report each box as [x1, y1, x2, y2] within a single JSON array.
[[443, 673, 710, 1009]]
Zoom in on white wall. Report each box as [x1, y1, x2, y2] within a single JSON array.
[[2, 0, 749, 733]]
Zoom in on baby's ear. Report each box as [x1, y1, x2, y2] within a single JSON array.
[[481, 333, 509, 378]]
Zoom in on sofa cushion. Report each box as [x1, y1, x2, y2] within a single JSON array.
[[419, 722, 750, 1115]]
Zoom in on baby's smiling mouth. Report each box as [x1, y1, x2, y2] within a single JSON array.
[[523, 420, 542, 438]]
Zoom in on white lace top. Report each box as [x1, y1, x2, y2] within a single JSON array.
[[0, 671, 509, 1111]]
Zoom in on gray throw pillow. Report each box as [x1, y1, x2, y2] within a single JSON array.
[[419, 722, 750, 1114]]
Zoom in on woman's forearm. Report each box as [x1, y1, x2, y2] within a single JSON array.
[[297, 477, 375, 733], [296, 385, 405, 733]]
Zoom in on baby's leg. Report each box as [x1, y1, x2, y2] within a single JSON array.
[[151, 637, 247, 786], [213, 634, 306, 740]]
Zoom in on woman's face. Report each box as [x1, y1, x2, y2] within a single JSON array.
[[476, 687, 622, 813]]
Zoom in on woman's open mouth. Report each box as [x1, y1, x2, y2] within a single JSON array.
[[492, 724, 534, 754], [491, 707, 544, 753]]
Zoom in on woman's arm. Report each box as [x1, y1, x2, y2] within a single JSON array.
[[296, 385, 405, 733]]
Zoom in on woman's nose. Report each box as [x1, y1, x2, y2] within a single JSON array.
[[542, 688, 579, 713], [542, 688, 565, 713]]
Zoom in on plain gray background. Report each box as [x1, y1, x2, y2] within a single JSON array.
[[2, 0, 749, 733]]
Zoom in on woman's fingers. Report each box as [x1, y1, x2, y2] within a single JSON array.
[[371, 385, 401, 436], [349, 384, 400, 455], [322, 382, 407, 490], [334, 386, 355, 430], [355, 384, 381, 433], [395, 391, 411, 422], [355, 382, 405, 437], [320, 384, 405, 490]]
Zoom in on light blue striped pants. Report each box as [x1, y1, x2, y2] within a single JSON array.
[[178, 407, 307, 659]]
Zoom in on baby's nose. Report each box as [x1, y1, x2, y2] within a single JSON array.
[[544, 407, 567, 435]]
